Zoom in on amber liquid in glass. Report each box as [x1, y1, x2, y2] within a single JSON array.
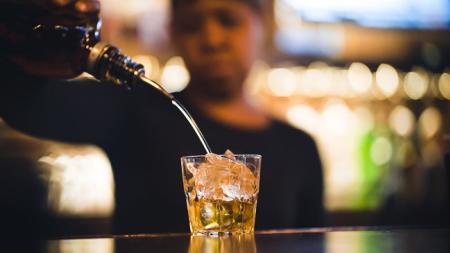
[[186, 197, 257, 235]]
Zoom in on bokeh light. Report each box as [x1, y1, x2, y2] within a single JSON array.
[[419, 107, 442, 139], [298, 68, 315, 97], [267, 68, 297, 97], [389, 105, 415, 137], [332, 69, 354, 98], [327, 162, 360, 200], [315, 68, 333, 97], [438, 73, 450, 99], [403, 71, 428, 100], [354, 106, 375, 133], [370, 137, 393, 166], [160, 56, 190, 93], [133, 54, 160, 80], [348, 62, 373, 94], [302, 68, 327, 97], [286, 104, 319, 134], [322, 101, 352, 136], [244, 61, 270, 96], [375, 64, 399, 98], [102, 0, 166, 19]]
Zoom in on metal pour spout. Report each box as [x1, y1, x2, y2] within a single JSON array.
[[84, 41, 174, 100]]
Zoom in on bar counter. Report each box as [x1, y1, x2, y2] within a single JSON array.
[[39, 227, 449, 252]]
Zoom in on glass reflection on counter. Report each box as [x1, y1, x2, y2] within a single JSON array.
[[326, 230, 450, 253], [188, 235, 256, 253], [47, 238, 114, 253]]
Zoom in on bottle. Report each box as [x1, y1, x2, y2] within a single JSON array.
[[32, 23, 173, 99]]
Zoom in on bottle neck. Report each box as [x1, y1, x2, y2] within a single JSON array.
[[83, 41, 173, 99], [84, 42, 145, 88]]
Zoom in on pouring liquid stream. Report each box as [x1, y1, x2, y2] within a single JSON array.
[[172, 99, 212, 154], [139, 76, 212, 154]]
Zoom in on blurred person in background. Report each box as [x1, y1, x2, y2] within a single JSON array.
[[0, 0, 326, 236], [168, 0, 326, 229]]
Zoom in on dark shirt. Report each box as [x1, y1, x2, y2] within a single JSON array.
[[0, 72, 325, 234]]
